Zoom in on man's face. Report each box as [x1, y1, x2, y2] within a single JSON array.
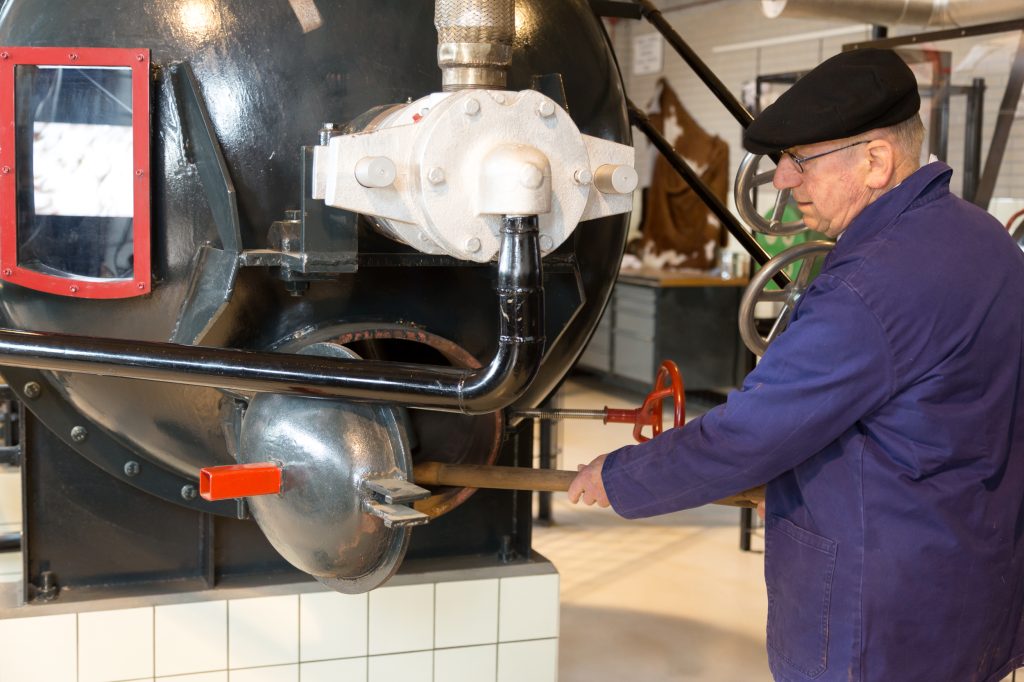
[[772, 139, 873, 239]]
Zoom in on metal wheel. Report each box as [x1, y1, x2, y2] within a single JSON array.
[[734, 152, 807, 235], [739, 241, 834, 356]]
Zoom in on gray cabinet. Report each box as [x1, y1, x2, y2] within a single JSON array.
[[577, 272, 751, 392]]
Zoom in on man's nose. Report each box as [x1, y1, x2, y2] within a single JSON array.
[[773, 156, 801, 190]]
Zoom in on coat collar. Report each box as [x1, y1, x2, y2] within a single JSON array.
[[833, 161, 953, 253]]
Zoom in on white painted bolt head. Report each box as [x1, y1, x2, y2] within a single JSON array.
[[537, 100, 556, 118], [463, 98, 481, 115], [354, 156, 397, 188], [466, 237, 482, 253], [574, 168, 593, 185], [520, 163, 545, 190], [493, 93, 507, 105], [427, 167, 446, 185], [539, 234, 555, 251]]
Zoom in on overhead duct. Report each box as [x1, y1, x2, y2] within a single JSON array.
[[762, 0, 1024, 27], [435, 0, 515, 90]]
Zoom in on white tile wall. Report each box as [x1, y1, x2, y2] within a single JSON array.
[[155, 599, 228, 676], [497, 639, 559, 682], [229, 595, 299, 669], [230, 664, 298, 682], [435, 644, 497, 682], [301, 658, 368, 682], [78, 607, 154, 682], [368, 583, 434, 655], [434, 578, 499, 648], [0, 567, 558, 682], [0, 612, 76, 682], [498, 574, 560, 642], [157, 673, 227, 682], [300, 591, 368, 661], [368, 651, 433, 682]]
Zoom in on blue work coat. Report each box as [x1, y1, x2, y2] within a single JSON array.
[[602, 163, 1024, 681]]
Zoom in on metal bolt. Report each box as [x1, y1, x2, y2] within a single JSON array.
[[463, 98, 480, 116], [574, 168, 593, 186], [22, 382, 41, 399], [181, 484, 198, 501], [465, 237, 482, 253], [68, 53, 78, 61], [319, 122, 339, 146], [124, 461, 140, 477], [419, 107, 430, 118], [2, 269, 11, 277], [136, 282, 145, 290], [0, 52, 9, 60], [70, 426, 87, 443], [520, 164, 544, 190], [427, 167, 446, 185], [135, 169, 144, 176], [540, 234, 555, 251], [493, 93, 506, 105], [136, 54, 145, 62], [1, 167, 10, 174], [537, 100, 556, 118], [69, 285, 79, 294]]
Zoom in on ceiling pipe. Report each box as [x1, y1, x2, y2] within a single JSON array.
[[762, 0, 1024, 27]]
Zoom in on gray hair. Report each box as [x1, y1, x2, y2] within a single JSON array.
[[880, 114, 925, 166]]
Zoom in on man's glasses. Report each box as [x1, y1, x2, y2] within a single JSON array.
[[783, 140, 870, 173]]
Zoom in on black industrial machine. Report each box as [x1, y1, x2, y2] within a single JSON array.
[[0, 0, 641, 603]]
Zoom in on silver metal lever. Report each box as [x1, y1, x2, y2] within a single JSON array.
[[364, 478, 432, 505], [364, 500, 430, 528]]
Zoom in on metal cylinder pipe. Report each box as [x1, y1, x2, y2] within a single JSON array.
[[762, 0, 1024, 27], [0, 217, 544, 415], [435, 0, 515, 90]]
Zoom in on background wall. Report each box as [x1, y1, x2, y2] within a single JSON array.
[[607, 0, 1024, 232]]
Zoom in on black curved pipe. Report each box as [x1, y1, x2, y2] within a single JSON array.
[[0, 217, 545, 416]]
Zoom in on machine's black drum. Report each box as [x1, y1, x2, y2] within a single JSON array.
[[0, 1, 629, 488]]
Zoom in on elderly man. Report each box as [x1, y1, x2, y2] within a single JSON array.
[[569, 48, 1024, 681]]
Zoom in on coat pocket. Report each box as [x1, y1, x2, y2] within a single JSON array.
[[765, 514, 838, 678]]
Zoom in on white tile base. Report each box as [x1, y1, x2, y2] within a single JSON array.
[[0, 561, 558, 682]]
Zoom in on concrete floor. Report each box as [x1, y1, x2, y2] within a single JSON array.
[[535, 376, 1020, 682]]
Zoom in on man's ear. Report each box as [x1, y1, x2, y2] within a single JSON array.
[[864, 139, 895, 189]]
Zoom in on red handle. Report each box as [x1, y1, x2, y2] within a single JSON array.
[[199, 463, 282, 501], [603, 360, 685, 443]]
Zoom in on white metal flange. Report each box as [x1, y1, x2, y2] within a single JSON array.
[[316, 89, 635, 262]]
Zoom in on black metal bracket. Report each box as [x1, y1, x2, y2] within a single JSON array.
[[590, 0, 643, 20]]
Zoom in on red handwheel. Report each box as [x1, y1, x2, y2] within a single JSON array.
[[604, 360, 686, 443]]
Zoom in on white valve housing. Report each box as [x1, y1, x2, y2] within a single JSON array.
[[311, 89, 636, 262]]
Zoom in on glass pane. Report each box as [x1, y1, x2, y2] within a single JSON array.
[[14, 64, 134, 279]]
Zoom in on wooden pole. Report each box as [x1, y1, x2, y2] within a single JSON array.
[[413, 462, 765, 509]]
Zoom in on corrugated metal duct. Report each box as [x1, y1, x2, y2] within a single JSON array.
[[762, 0, 1024, 27]]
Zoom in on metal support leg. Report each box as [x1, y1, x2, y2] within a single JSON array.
[[740, 507, 753, 552], [537, 416, 553, 525]]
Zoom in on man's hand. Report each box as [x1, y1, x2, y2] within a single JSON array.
[[568, 454, 610, 507]]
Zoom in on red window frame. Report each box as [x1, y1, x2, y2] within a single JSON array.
[[0, 46, 151, 298]]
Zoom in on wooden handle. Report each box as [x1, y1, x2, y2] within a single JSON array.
[[413, 462, 765, 509]]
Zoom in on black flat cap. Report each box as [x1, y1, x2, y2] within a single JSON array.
[[743, 48, 920, 154]]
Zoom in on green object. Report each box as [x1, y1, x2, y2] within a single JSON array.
[[754, 205, 831, 290]]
